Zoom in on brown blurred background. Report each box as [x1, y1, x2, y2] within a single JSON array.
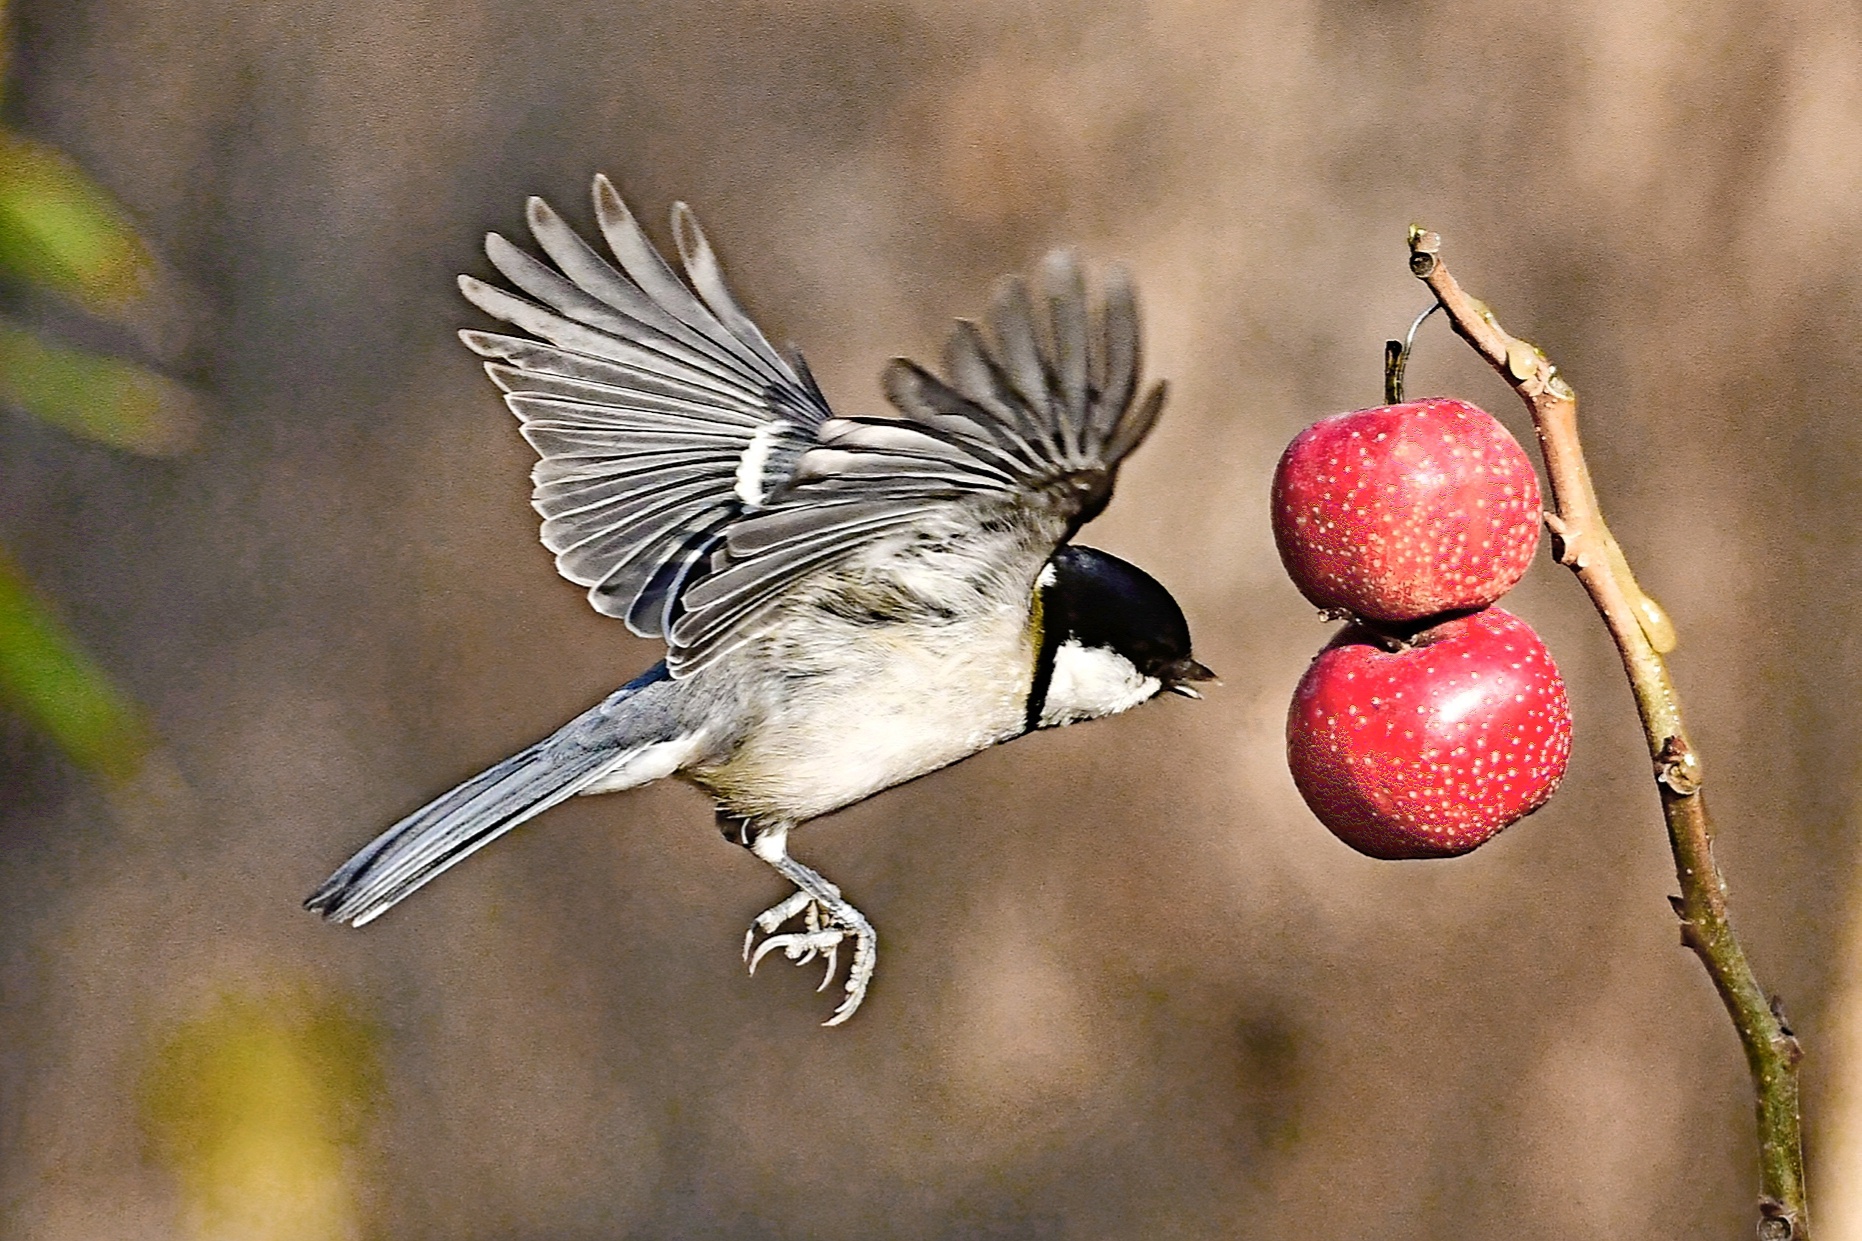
[[3, 1, 1861, 1238]]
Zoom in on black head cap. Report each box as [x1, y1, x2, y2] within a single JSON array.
[[1042, 545, 1214, 690]]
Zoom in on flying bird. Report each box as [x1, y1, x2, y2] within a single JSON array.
[[306, 176, 1211, 1024]]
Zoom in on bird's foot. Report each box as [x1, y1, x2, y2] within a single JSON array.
[[740, 828, 878, 1025], [742, 885, 876, 1025]]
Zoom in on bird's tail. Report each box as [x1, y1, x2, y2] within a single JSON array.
[[305, 664, 685, 926]]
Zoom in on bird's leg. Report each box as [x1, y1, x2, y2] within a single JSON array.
[[734, 821, 877, 1026]]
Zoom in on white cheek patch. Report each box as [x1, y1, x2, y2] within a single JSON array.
[[1039, 640, 1161, 728]]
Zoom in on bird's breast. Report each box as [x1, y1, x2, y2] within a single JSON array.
[[689, 607, 1036, 824]]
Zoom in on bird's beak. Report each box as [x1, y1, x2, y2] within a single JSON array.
[[1163, 658, 1218, 698]]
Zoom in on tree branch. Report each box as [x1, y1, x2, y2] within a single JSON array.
[[1405, 227, 1808, 1240]]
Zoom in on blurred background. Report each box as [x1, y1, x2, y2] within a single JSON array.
[[2, 1, 1859, 1237]]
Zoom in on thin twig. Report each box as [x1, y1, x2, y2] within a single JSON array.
[[1405, 227, 1808, 1241]]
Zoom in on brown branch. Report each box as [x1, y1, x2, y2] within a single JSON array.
[[1405, 227, 1808, 1240]]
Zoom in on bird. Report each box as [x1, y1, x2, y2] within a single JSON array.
[[305, 175, 1212, 1024]]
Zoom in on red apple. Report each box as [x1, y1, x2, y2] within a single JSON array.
[[1287, 607, 1572, 859], [1271, 397, 1542, 623]]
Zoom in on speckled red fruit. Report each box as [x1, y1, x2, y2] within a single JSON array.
[[1271, 397, 1542, 623], [1287, 607, 1572, 859]]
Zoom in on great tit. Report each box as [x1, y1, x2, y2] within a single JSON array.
[[306, 175, 1212, 1024]]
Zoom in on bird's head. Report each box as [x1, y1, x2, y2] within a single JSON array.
[[1031, 544, 1215, 729]]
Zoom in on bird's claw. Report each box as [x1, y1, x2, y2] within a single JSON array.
[[742, 890, 877, 1025]]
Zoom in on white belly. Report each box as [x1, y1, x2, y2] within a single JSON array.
[[692, 608, 1035, 824]]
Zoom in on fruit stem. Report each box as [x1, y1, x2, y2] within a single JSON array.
[[1406, 225, 1809, 1240], [1383, 300, 1443, 404]]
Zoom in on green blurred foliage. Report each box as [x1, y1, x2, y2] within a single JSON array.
[[0, 129, 156, 318], [140, 987, 382, 1241], [0, 34, 204, 779], [0, 545, 150, 781], [0, 322, 200, 455]]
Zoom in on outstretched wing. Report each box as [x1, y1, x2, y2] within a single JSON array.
[[666, 250, 1166, 674], [458, 175, 832, 639], [459, 177, 1166, 679]]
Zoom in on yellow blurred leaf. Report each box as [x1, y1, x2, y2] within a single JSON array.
[[141, 986, 382, 1241], [0, 543, 150, 781], [0, 322, 201, 455], [0, 129, 156, 316]]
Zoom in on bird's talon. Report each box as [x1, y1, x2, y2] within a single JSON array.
[[824, 988, 863, 1027], [748, 933, 792, 974]]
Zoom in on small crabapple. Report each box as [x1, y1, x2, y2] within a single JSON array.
[[1287, 606, 1572, 859], [1271, 397, 1542, 623]]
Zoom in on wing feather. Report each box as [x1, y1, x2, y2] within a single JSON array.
[[535, 462, 739, 520], [467, 333, 774, 416], [458, 178, 830, 637], [523, 196, 761, 373], [1042, 251, 1090, 458], [540, 477, 727, 554], [670, 506, 937, 660], [671, 204, 797, 383], [881, 363, 1048, 474], [987, 276, 1056, 434], [621, 518, 733, 635], [590, 176, 798, 392], [483, 231, 777, 401], [1089, 265, 1139, 442]]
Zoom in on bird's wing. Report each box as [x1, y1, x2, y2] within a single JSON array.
[[458, 175, 832, 639], [461, 177, 1165, 678], [666, 249, 1166, 675]]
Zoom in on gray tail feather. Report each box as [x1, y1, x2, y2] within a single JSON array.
[[305, 664, 676, 927]]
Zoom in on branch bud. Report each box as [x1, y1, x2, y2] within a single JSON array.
[[1655, 736, 1704, 795]]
